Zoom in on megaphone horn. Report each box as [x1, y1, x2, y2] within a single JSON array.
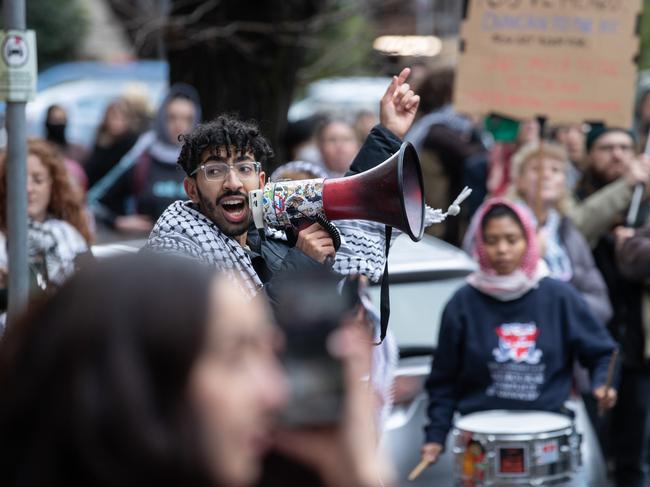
[[249, 142, 425, 242]]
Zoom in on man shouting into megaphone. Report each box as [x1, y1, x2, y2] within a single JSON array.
[[144, 68, 420, 300]]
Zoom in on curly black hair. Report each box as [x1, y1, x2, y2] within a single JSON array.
[[177, 114, 274, 176]]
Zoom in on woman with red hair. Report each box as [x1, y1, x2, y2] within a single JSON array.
[[0, 139, 91, 299]]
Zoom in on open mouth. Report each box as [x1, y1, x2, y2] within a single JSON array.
[[220, 196, 248, 223]]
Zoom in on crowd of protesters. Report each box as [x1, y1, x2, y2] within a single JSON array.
[[0, 61, 648, 487]]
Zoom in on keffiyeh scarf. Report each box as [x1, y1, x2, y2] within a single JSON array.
[[27, 219, 87, 286], [538, 208, 573, 282], [0, 219, 87, 289], [146, 201, 263, 298]]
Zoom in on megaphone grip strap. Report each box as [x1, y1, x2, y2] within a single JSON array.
[[378, 225, 392, 344], [312, 214, 342, 251]]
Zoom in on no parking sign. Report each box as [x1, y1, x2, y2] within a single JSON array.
[[0, 30, 37, 102]]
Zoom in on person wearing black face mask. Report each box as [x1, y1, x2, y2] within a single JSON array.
[[44, 105, 89, 171]]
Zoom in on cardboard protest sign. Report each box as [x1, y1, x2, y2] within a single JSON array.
[[454, 0, 643, 127]]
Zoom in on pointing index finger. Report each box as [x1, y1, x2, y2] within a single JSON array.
[[382, 75, 399, 102], [395, 67, 411, 89]]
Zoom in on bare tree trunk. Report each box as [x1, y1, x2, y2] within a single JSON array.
[[165, 0, 327, 166]]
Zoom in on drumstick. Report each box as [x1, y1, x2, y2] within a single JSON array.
[[598, 348, 619, 417], [408, 458, 432, 481]]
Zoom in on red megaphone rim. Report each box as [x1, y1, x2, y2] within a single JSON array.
[[397, 142, 425, 241]]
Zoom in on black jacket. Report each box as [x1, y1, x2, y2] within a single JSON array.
[[252, 124, 402, 304]]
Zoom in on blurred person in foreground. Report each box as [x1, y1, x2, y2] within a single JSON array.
[[0, 139, 92, 325], [145, 69, 420, 301], [420, 199, 617, 470], [0, 254, 390, 487], [257, 268, 394, 487], [44, 104, 88, 189], [0, 254, 287, 487]]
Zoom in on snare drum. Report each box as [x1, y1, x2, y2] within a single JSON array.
[[451, 410, 581, 486]]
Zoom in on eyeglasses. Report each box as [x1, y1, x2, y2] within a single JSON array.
[[191, 161, 261, 181]]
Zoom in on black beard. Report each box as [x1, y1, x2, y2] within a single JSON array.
[[197, 187, 251, 237]]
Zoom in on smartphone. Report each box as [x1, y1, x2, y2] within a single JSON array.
[[272, 270, 358, 426]]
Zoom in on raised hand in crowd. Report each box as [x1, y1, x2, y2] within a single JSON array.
[[271, 322, 393, 487], [624, 153, 650, 188], [380, 67, 420, 140], [295, 222, 336, 264]]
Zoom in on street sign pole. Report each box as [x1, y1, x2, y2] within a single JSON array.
[[3, 0, 29, 326]]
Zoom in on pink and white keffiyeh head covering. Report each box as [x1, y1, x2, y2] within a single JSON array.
[[467, 197, 548, 301]]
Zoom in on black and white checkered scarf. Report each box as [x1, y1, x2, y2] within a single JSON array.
[[265, 220, 396, 284], [145, 201, 263, 298], [148, 199, 394, 296], [146, 191, 467, 295]]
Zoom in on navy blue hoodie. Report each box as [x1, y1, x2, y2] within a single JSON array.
[[424, 277, 616, 444]]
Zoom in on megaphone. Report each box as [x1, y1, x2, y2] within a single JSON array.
[[249, 142, 425, 241]]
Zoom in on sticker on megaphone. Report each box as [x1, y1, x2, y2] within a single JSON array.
[[249, 142, 427, 242], [249, 178, 326, 231]]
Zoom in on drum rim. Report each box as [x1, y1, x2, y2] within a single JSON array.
[[454, 409, 573, 435], [452, 426, 575, 442]]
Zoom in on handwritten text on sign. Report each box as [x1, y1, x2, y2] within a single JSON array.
[[454, 0, 641, 126]]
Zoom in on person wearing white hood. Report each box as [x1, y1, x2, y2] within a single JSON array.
[[90, 83, 202, 236]]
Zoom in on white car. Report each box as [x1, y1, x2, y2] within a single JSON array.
[[26, 78, 166, 148]]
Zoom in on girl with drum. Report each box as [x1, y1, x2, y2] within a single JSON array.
[[420, 198, 618, 482]]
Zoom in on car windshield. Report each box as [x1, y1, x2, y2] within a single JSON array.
[[368, 276, 466, 349]]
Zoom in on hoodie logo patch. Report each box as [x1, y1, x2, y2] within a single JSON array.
[[493, 323, 542, 365]]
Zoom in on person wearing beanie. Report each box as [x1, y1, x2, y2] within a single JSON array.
[[565, 126, 650, 246]]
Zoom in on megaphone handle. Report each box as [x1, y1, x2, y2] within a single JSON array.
[[295, 214, 342, 251]]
